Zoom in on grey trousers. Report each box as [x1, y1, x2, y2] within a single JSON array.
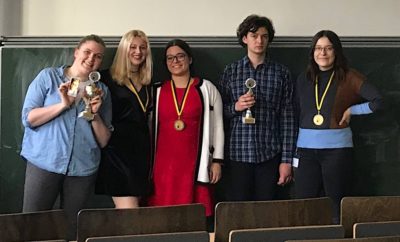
[[23, 161, 96, 240]]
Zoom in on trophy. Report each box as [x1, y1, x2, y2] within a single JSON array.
[[67, 77, 80, 97], [78, 71, 101, 121], [242, 78, 256, 124]]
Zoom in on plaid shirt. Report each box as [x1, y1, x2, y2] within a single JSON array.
[[218, 55, 297, 164]]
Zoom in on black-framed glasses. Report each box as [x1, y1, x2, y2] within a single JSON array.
[[166, 53, 186, 63], [314, 46, 334, 53]]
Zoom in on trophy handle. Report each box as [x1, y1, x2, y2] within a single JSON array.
[[243, 78, 256, 124], [89, 71, 101, 83], [245, 78, 256, 95]]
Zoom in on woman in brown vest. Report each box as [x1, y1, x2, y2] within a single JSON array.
[[294, 30, 383, 224]]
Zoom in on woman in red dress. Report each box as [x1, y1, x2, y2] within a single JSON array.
[[148, 39, 224, 218]]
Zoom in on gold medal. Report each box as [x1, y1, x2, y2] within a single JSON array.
[[171, 78, 193, 131], [313, 114, 324, 126], [314, 71, 335, 126], [174, 119, 185, 131]]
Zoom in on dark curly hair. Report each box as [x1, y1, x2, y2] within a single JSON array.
[[236, 14, 275, 47]]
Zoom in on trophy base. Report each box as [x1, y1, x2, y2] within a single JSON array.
[[78, 111, 95, 121], [242, 117, 256, 124]]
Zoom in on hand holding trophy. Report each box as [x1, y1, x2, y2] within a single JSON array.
[[242, 78, 256, 124], [78, 71, 102, 121]]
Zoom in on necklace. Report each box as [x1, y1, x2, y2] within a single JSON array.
[[127, 79, 149, 113], [170, 77, 192, 131], [313, 71, 335, 126]]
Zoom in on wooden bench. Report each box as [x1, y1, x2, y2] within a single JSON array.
[[354, 220, 400, 238], [229, 225, 344, 242], [286, 236, 400, 242], [341, 196, 400, 237], [85, 231, 209, 242], [0, 209, 67, 241], [214, 197, 333, 242], [77, 204, 206, 242]]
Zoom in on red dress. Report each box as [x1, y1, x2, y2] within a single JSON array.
[[148, 79, 214, 216]]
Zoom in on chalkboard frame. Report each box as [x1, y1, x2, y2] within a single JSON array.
[[1, 36, 399, 213]]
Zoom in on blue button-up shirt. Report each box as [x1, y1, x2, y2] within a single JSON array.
[[218, 56, 297, 164], [21, 66, 112, 176]]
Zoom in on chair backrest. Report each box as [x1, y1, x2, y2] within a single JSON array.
[[85, 231, 209, 242], [35, 241, 67, 242], [0, 209, 67, 241], [354, 220, 400, 238], [341, 196, 400, 237], [77, 204, 206, 242], [214, 197, 333, 242], [229, 225, 344, 242], [286, 236, 400, 242]]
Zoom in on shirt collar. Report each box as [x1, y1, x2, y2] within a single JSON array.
[[242, 55, 269, 68], [57, 65, 68, 82]]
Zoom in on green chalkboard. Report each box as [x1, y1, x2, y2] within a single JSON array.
[[1, 37, 399, 214]]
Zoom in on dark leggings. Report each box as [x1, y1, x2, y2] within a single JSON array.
[[23, 162, 96, 240], [294, 148, 353, 224]]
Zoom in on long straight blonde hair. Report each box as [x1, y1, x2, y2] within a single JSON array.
[[110, 30, 152, 86]]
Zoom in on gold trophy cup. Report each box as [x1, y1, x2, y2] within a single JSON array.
[[78, 71, 101, 121], [242, 78, 256, 124]]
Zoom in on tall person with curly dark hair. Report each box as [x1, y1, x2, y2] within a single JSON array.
[[218, 15, 297, 201]]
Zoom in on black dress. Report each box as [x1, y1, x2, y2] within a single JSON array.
[[95, 70, 151, 196]]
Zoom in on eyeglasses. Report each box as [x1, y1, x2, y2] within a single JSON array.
[[314, 46, 334, 53], [166, 53, 186, 63]]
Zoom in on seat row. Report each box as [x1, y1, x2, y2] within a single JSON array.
[[0, 196, 399, 242]]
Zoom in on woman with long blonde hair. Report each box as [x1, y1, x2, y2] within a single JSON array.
[[95, 30, 153, 208]]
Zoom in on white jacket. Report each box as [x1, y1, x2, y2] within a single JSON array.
[[154, 78, 224, 183]]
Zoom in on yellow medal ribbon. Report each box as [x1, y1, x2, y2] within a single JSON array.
[[314, 71, 335, 125], [126, 79, 149, 113], [171, 78, 193, 120]]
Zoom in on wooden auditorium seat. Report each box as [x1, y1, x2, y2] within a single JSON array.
[[229, 224, 344, 242], [341, 196, 400, 237], [353, 220, 400, 238], [76, 204, 206, 242], [0, 209, 67, 241], [214, 197, 334, 242], [85, 231, 209, 242], [286, 236, 400, 242]]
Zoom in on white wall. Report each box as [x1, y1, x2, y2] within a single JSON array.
[[0, 0, 4, 36], [1, 0, 400, 36], [0, 0, 22, 36]]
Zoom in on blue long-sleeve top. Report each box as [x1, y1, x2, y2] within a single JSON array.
[[20, 66, 112, 176]]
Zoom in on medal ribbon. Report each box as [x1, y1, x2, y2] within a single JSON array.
[[171, 78, 192, 119], [127, 79, 149, 112], [315, 71, 335, 114]]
